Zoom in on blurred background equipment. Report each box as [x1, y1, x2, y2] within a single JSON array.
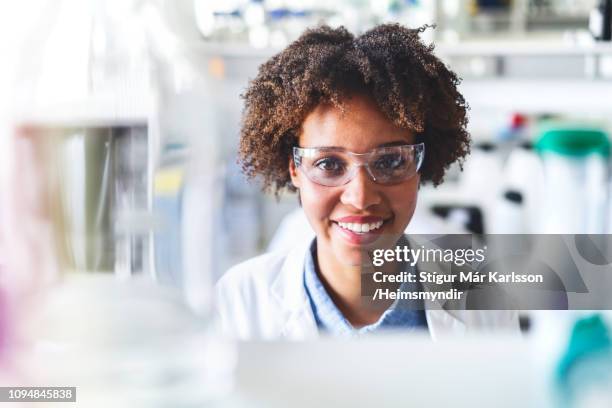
[[167, 0, 612, 247], [590, 0, 612, 41]]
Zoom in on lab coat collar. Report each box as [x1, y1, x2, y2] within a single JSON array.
[[270, 239, 312, 311], [270, 240, 319, 339]]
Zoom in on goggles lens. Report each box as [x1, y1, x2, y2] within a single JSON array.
[[293, 143, 424, 187]]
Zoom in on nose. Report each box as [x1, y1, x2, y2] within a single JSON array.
[[340, 166, 382, 210]]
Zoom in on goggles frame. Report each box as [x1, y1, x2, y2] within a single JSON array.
[[293, 143, 425, 187]]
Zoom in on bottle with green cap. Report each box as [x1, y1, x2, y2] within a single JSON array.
[[556, 314, 612, 408], [535, 126, 610, 234]]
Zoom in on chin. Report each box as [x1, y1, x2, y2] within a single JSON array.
[[333, 244, 372, 267]]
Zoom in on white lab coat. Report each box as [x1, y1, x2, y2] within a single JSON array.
[[215, 240, 520, 340]]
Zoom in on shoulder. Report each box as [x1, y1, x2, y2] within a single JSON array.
[[214, 243, 310, 339], [216, 250, 290, 296]]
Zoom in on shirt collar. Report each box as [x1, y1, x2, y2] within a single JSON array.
[[303, 239, 427, 337]]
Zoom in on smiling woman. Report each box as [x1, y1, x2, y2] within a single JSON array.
[[215, 23, 519, 340]]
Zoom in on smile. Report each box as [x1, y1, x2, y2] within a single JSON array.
[[332, 216, 392, 246], [337, 221, 384, 234]]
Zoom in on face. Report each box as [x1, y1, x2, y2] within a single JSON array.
[[290, 94, 420, 266]]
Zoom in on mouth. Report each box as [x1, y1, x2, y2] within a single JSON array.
[[331, 216, 392, 245], [336, 220, 384, 234]]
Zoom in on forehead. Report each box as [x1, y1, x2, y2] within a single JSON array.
[[299, 94, 414, 152]]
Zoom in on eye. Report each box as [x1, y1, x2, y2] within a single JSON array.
[[374, 154, 406, 171], [314, 157, 346, 173]]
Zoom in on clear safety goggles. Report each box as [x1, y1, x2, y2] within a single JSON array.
[[293, 143, 425, 187]]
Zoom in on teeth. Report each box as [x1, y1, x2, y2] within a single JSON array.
[[337, 220, 384, 233]]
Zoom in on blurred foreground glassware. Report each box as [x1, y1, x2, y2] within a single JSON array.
[[8, 0, 153, 278], [143, 0, 226, 314], [556, 314, 612, 408], [10, 124, 150, 275], [19, 274, 236, 407], [1, 0, 235, 403]]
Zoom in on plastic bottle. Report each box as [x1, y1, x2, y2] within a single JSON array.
[[535, 127, 610, 234]]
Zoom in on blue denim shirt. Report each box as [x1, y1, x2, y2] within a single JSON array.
[[303, 239, 427, 336]]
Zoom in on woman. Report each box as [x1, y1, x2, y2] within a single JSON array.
[[216, 24, 519, 339]]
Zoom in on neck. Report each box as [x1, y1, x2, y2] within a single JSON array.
[[315, 241, 399, 327]]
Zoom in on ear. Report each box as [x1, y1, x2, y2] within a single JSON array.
[[289, 157, 301, 189]]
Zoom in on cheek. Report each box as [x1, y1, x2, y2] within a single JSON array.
[[388, 179, 419, 224], [298, 183, 339, 226]]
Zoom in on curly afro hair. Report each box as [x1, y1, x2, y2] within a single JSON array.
[[239, 23, 470, 195]]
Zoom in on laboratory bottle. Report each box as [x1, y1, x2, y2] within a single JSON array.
[[535, 127, 610, 234]]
